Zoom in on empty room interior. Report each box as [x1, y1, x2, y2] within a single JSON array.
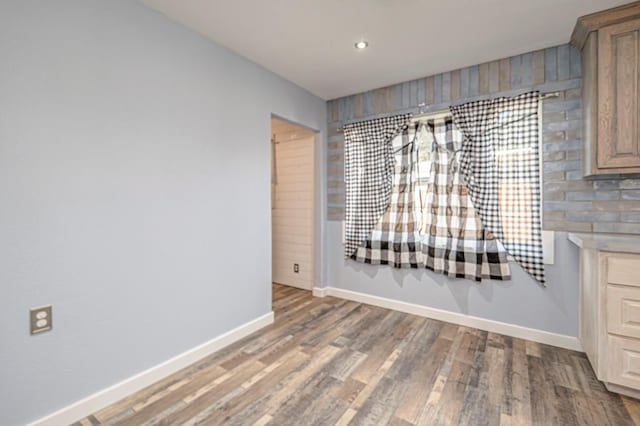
[[5, 1, 640, 425]]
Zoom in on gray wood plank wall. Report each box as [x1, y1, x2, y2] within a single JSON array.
[[326, 44, 640, 234]]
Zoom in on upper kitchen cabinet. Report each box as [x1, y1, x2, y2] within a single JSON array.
[[572, 2, 640, 176]]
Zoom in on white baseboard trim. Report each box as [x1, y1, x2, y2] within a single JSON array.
[[313, 286, 581, 352], [312, 286, 329, 297], [273, 281, 312, 292], [29, 311, 274, 426]]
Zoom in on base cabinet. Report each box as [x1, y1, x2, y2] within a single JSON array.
[[579, 248, 640, 398]]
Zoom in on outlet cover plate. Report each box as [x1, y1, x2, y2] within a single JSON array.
[[30, 305, 52, 335]]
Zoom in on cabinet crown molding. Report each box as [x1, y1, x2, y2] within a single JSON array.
[[571, 1, 640, 50]]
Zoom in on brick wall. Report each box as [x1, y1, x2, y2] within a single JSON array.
[[326, 44, 640, 234]]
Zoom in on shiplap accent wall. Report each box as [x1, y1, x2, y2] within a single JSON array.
[[272, 119, 315, 289], [326, 44, 640, 234]]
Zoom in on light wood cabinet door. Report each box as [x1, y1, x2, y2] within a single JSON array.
[[607, 254, 640, 287], [608, 335, 640, 389], [608, 286, 640, 339], [597, 19, 640, 171]]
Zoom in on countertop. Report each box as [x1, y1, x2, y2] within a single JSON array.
[[568, 232, 640, 254]]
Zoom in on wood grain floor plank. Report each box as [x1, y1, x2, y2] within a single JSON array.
[[224, 345, 343, 426], [252, 413, 272, 426], [416, 327, 473, 425], [153, 360, 267, 425], [266, 366, 340, 422], [257, 300, 357, 365], [205, 348, 311, 425], [349, 313, 422, 385], [509, 338, 532, 425], [79, 284, 640, 426], [394, 330, 456, 423], [334, 407, 357, 426], [273, 373, 350, 426], [300, 304, 372, 355], [348, 376, 408, 425], [623, 396, 640, 425], [333, 377, 366, 405]]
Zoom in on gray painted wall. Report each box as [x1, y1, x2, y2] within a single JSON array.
[[0, 1, 325, 425], [326, 224, 579, 337]]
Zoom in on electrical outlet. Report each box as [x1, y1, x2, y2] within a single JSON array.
[[30, 305, 52, 335], [293, 263, 299, 273]]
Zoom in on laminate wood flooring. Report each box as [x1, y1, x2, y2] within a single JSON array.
[[77, 284, 640, 425]]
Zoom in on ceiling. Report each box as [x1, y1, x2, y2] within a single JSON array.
[[142, 0, 629, 100]]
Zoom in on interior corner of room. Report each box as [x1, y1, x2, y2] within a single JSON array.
[[3, 1, 640, 425]]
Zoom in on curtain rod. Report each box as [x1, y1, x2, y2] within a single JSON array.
[[336, 91, 561, 132]]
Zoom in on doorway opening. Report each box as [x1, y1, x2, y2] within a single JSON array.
[[270, 117, 316, 298]]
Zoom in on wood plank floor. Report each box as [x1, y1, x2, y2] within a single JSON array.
[[78, 284, 640, 426]]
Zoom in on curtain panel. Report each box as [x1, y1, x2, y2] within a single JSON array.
[[343, 114, 411, 257], [419, 119, 511, 281], [450, 91, 545, 284], [351, 127, 422, 267]]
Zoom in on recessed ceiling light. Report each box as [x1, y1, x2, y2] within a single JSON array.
[[354, 41, 368, 50]]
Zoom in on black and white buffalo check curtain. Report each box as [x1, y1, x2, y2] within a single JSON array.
[[343, 114, 411, 257], [351, 121, 511, 282], [418, 119, 511, 281], [352, 126, 421, 268], [450, 91, 545, 284]]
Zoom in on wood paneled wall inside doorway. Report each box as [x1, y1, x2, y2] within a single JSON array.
[[271, 118, 315, 290]]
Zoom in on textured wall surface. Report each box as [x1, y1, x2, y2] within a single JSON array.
[[0, 1, 325, 425], [326, 44, 640, 234]]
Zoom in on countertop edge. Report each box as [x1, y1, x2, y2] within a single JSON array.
[[567, 232, 640, 255]]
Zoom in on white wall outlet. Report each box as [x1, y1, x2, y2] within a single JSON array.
[[30, 305, 52, 335]]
